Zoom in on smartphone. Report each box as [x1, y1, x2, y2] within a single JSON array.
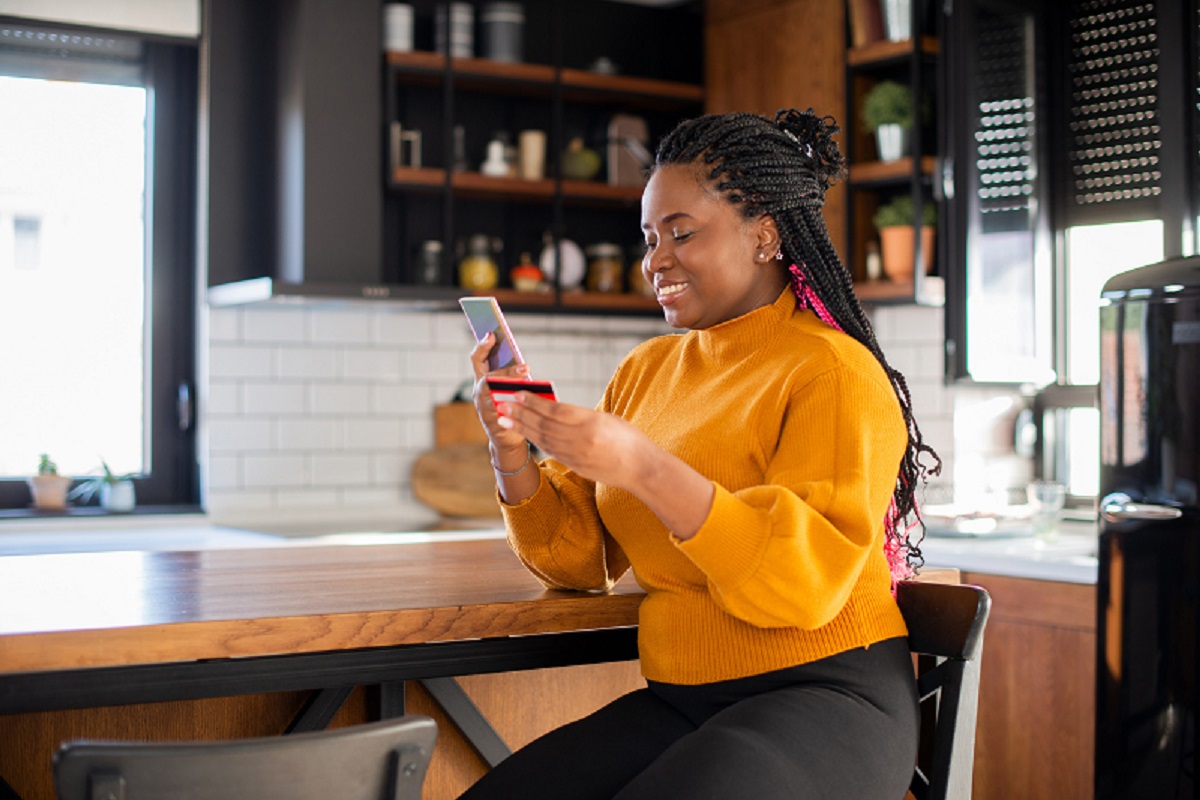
[[485, 376, 558, 412], [459, 296, 527, 373]]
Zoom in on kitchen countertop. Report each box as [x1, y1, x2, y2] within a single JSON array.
[[919, 519, 1098, 584], [0, 513, 1100, 584]]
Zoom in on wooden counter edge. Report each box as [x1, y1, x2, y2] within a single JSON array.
[[0, 594, 645, 675]]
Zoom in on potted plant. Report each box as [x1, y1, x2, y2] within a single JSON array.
[[872, 195, 937, 282], [861, 80, 913, 161], [69, 459, 137, 513], [28, 454, 72, 510]]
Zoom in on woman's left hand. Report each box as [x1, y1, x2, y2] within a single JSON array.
[[496, 392, 648, 491]]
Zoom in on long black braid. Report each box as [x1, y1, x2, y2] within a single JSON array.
[[654, 108, 942, 578]]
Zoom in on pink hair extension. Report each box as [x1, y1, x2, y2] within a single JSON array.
[[788, 263, 843, 332]]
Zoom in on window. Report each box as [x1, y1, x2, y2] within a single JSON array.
[[0, 21, 198, 511], [945, 0, 1192, 504]]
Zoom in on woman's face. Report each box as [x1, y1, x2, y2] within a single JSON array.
[[640, 165, 787, 330]]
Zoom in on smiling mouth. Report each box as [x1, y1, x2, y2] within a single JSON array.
[[656, 282, 688, 301]]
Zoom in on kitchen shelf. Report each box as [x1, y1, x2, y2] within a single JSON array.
[[386, 50, 703, 109], [849, 156, 937, 186], [843, 17, 942, 305], [389, 167, 644, 205]]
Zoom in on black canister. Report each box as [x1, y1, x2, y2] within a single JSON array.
[[481, 3, 524, 63]]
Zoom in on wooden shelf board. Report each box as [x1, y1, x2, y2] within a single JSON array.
[[388, 51, 554, 82], [391, 169, 644, 205], [847, 36, 939, 67], [561, 179, 644, 204], [559, 292, 662, 312], [471, 288, 558, 308], [848, 156, 936, 184], [386, 51, 702, 106], [560, 68, 704, 104], [390, 166, 447, 190]]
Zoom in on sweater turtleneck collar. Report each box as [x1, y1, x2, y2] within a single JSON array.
[[689, 286, 798, 362]]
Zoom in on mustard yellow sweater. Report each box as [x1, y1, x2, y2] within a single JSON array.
[[500, 288, 910, 685]]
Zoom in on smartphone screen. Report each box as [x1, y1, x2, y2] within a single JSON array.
[[459, 296, 527, 372]]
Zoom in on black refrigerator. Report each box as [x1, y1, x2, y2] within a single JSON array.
[[1096, 256, 1199, 799]]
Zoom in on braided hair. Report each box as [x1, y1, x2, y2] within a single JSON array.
[[653, 109, 941, 582]]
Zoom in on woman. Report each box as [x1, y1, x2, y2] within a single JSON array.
[[464, 109, 941, 800]]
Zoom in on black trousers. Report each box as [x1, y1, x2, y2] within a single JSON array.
[[458, 637, 919, 800]]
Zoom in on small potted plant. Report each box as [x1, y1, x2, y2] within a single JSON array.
[[861, 80, 913, 161], [69, 459, 137, 513], [872, 195, 937, 281], [28, 454, 73, 510]]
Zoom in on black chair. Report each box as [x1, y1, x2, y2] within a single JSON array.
[[896, 580, 992, 800], [54, 715, 437, 800]]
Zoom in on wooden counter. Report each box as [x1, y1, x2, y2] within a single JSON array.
[[0, 535, 646, 799]]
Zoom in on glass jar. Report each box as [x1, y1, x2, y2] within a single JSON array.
[[586, 243, 623, 293], [458, 234, 498, 290]]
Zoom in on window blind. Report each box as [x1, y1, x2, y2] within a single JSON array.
[[1066, 0, 1162, 222]]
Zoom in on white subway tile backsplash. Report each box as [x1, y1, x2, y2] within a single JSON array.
[[405, 347, 474, 384], [343, 348, 403, 382], [206, 455, 241, 490], [278, 347, 339, 380], [243, 307, 308, 343], [376, 310, 436, 346], [344, 419, 405, 450], [205, 381, 242, 416], [277, 419, 341, 451], [310, 309, 371, 344], [209, 344, 273, 379], [373, 383, 440, 416], [208, 418, 274, 453], [207, 308, 242, 341], [372, 452, 412, 486], [243, 382, 308, 415], [311, 453, 371, 486], [432, 311, 476, 349], [243, 454, 310, 488], [310, 383, 372, 415]]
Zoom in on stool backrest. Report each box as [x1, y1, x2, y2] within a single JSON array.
[[896, 580, 992, 800], [54, 715, 437, 800]]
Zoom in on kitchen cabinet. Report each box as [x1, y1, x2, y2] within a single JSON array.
[[843, 5, 943, 306], [382, 0, 704, 315], [961, 572, 1096, 800]]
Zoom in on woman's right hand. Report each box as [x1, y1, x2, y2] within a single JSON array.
[[469, 331, 530, 451]]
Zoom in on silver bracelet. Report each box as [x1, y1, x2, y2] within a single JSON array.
[[491, 442, 532, 477]]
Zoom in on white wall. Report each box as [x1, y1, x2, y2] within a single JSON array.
[[204, 302, 1017, 525]]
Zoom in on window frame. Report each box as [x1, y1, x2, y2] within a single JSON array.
[[0, 19, 199, 514]]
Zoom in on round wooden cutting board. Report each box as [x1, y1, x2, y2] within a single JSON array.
[[411, 441, 502, 518]]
